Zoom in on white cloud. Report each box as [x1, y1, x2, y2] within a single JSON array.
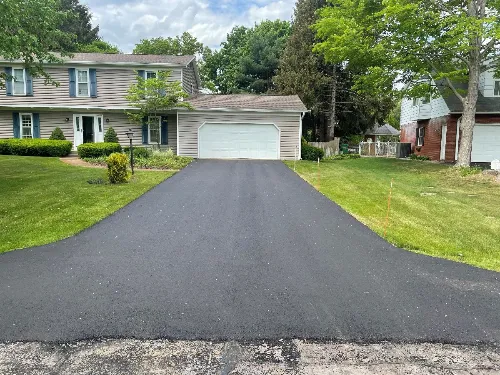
[[82, 0, 296, 52]]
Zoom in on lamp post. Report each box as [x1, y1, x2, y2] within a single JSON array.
[[125, 129, 134, 175]]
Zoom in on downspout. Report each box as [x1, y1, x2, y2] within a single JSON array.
[[455, 116, 462, 161]]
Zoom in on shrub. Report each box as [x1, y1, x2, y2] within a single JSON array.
[[77, 142, 122, 158], [409, 154, 430, 161], [104, 127, 119, 143], [301, 137, 325, 161], [123, 146, 151, 159], [106, 152, 129, 184], [324, 153, 361, 161], [49, 127, 66, 140], [458, 166, 482, 177], [0, 139, 72, 157]]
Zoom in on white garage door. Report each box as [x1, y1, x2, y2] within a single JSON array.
[[199, 123, 279, 159], [471, 124, 500, 162]]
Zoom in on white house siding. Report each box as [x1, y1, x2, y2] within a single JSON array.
[[479, 70, 497, 97], [0, 66, 183, 108], [400, 94, 450, 126], [177, 111, 301, 160], [182, 62, 198, 95]]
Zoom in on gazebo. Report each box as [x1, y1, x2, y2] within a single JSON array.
[[364, 123, 400, 142]]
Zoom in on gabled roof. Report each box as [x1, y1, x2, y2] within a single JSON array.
[[187, 94, 308, 112], [365, 123, 400, 136], [438, 81, 500, 113]]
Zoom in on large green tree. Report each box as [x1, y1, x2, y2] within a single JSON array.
[[58, 0, 99, 51], [0, 0, 69, 87], [133, 32, 206, 55], [315, 0, 500, 166], [77, 40, 121, 54]]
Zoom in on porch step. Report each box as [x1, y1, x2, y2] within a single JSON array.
[[69, 150, 78, 156]]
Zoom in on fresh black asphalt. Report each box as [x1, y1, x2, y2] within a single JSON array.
[[0, 160, 499, 344]]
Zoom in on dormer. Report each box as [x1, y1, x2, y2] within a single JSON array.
[[478, 69, 500, 97]]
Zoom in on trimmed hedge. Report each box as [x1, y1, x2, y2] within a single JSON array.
[[104, 127, 119, 143], [106, 152, 129, 184], [301, 137, 325, 161], [49, 127, 66, 140], [77, 142, 122, 158], [0, 139, 72, 157]]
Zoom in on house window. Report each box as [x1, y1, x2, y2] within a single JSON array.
[[494, 80, 500, 96], [412, 98, 419, 106], [20, 113, 33, 139], [148, 116, 161, 144], [76, 69, 89, 97], [12, 68, 26, 95], [146, 71, 157, 80], [421, 95, 430, 104], [417, 126, 425, 147]]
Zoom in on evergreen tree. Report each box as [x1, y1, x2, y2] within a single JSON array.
[[104, 127, 119, 143]]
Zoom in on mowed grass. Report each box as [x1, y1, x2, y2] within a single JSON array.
[[0, 156, 174, 253], [286, 158, 500, 271]]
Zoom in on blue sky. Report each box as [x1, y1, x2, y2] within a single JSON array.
[[81, 0, 296, 53]]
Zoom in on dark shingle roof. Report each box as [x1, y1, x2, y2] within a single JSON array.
[[187, 94, 307, 112], [365, 123, 400, 136], [438, 81, 500, 113], [63, 53, 195, 66]]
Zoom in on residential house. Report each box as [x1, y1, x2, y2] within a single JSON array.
[[400, 73, 500, 164], [0, 53, 306, 160]]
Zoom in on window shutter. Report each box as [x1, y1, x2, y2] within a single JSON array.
[[89, 69, 97, 98], [33, 113, 40, 138], [25, 70, 33, 96], [68, 68, 76, 97], [161, 116, 168, 145], [12, 112, 20, 138], [142, 116, 148, 144], [137, 70, 145, 80], [5, 67, 13, 96]]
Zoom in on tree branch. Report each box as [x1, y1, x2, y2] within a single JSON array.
[[425, 57, 464, 103], [480, 38, 497, 58]]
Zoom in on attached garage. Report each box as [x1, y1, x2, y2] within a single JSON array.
[[471, 124, 500, 162], [198, 123, 279, 160], [177, 94, 307, 160]]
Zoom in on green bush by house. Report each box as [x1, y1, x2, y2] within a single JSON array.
[[104, 127, 119, 143], [0, 139, 72, 157], [49, 127, 66, 141], [409, 154, 430, 161], [301, 137, 325, 161], [77, 142, 122, 158], [123, 146, 151, 159], [106, 152, 129, 184]]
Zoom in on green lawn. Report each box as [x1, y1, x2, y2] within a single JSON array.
[[286, 158, 500, 271], [0, 156, 174, 253]]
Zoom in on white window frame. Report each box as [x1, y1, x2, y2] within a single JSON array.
[[412, 98, 419, 107], [76, 68, 90, 97], [12, 68, 26, 96], [494, 80, 500, 96], [20, 113, 34, 139], [145, 70, 158, 80], [416, 127, 425, 147], [148, 115, 162, 145]]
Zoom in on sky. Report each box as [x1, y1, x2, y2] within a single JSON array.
[[81, 0, 296, 53]]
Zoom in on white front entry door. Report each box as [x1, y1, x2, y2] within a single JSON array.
[[198, 123, 279, 159], [471, 124, 500, 162], [73, 114, 104, 148]]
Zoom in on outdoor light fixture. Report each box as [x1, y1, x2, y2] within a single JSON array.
[[65, 118, 69, 122], [125, 129, 135, 175], [105, 118, 110, 123]]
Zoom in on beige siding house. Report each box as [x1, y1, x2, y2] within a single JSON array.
[[0, 53, 306, 160]]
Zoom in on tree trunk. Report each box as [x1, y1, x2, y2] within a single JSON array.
[[328, 66, 337, 141]]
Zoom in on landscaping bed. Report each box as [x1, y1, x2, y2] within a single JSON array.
[[0, 156, 174, 253], [286, 158, 500, 271]]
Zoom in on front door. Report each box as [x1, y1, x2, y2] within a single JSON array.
[[73, 115, 104, 148]]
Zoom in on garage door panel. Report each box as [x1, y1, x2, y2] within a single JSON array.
[[471, 125, 500, 163], [199, 123, 279, 159]]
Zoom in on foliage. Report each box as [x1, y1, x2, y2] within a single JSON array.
[[103, 127, 119, 143], [77, 40, 120, 53], [0, 0, 70, 88], [313, 0, 500, 166], [301, 137, 325, 160], [106, 152, 129, 184], [57, 0, 99, 51], [87, 177, 106, 185], [125, 71, 193, 146], [409, 154, 430, 161], [84, 149, 193, 170], [77, 142, 122, 158], [386, 100, 401, 130], [123, 147, 151, 159], [49, 127, 67, 141], [324, 153, 361, 160], [0, 156, 172, 252], [133, 32, 206, 55], [0, 139, 72, 157], [458, 166, 482, 177], [286, 158, 500, 271]]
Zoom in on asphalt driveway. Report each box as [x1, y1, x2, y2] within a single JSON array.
[[0, 160, 499, 344]]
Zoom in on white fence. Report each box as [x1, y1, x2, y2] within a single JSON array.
[[359, 141, 398, 157], [309, 139, 340, 157]]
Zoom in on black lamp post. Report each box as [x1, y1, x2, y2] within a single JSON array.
[[125, 129, 134, 175]]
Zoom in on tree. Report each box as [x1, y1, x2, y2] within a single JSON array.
[[0, 0, 69, 87], [314, 0, 500, 166], [133, 32, 206, 55], [58, 0, 99, 51], [49, 127, 66, 140], [104, 127, 119, 143], [125, 71, 193, 147], [77, 40, 121, 54]]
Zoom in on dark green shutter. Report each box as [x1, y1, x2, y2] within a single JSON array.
[[161, 116, 168, 145], [68, 68, 76, 97], [33, 113, 40, 138], [142, 116, 148, 144], [137, 70, 145, 79], [12, 112, 20, 138], [25, 70, 33, 96], [89, 69, 97, 97], [5, 68, 12, 96]]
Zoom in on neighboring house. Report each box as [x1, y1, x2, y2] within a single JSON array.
[[0, 53, 306, 160], [400, 74, 500, 164], [364, 123, 400, 142]]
